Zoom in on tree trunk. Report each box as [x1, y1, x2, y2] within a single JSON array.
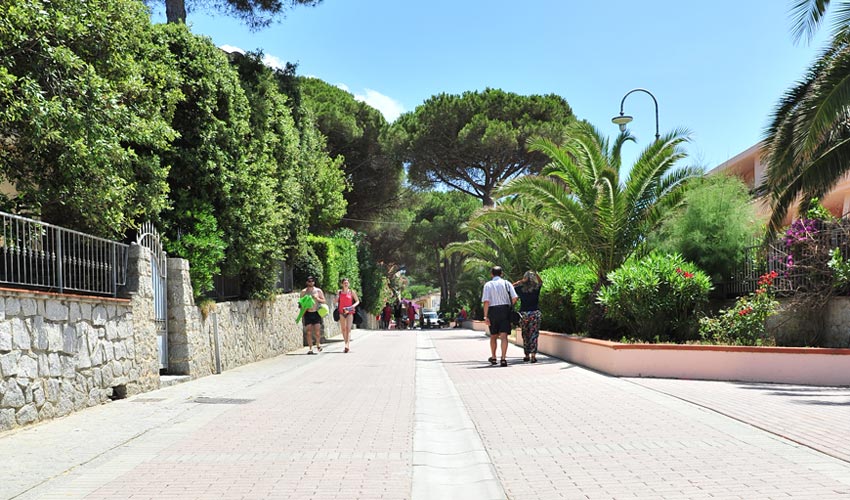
[[483, 191, 495, 207], [585, 276, 608, 338], [436, 247, 448, 309], [165, 0, 187, 23]]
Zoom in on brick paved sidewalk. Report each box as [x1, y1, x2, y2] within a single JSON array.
[[5, 327, 850, 500], [628, 377, 850, 463], [429, 329, 850, 500], [2, 330, 416, 500]]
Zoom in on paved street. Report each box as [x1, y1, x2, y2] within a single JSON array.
[[2, 328, 850, 500]]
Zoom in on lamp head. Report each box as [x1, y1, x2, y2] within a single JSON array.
[[611, 114, 633, 132]]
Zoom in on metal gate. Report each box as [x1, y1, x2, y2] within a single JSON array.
[[137, 222, 168, 370]]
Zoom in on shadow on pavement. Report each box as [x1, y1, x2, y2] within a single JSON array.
[[733, 382, 850, 406]]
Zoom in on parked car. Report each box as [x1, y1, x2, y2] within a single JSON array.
[[421, 309, 441, 328]]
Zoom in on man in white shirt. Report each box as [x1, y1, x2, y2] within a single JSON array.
[[481, 266, 518, 366]]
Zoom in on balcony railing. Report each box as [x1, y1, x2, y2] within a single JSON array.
[[0, 211, 129, 297]]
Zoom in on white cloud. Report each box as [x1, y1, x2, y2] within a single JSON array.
[[346, 87, 405, 122], [218, 45, 288, 71], [219, 44, 245, 55], [262, 54, 287, 71]]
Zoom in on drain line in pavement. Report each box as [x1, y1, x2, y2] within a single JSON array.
[[411, 332, 506, 500]]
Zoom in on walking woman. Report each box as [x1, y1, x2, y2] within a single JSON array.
[[513, 270, 543, 363], [336, 278, 360, 353]]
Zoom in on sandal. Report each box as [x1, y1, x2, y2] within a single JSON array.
[[488, 357, 497, 366], [307, 350, 315, 355], [317, 346, 323, 352], [500, 359, 508, 367]]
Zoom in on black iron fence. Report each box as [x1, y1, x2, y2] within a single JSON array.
[[725, 224, 850, 297], [206, 261, 294, 302], [0, 211, 129, 296]]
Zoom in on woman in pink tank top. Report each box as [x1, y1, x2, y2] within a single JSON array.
[[336, 278, 360, 353]]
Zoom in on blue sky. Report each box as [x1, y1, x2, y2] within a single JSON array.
[[152, 1, 829, 171]]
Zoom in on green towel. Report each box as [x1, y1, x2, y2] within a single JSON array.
[[295, 295, 315, 323]]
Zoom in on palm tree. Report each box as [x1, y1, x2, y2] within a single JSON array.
[[760, 1, 850, 235], [789, 0, 849, 44], [445, 197, 569, 281], [493, 121, 700, 334]]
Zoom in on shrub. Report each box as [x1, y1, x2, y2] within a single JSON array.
[[598, 253, 711, 342], [163, 203, 226, 299], [649, 175, 759, 285], [538, 264, 597, 334], [699, 271, 779, 346], [330, 233, 360, 292]]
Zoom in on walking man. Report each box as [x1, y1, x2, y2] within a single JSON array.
[[482, 266, 518, 367], [300, 276, 326, 354]]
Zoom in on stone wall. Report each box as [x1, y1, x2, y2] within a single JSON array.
[[0, 244, 160, 432], [769, 296, 850, 347], [166, 257, 343, 376], [1, 249, 371, 433], [125, 245, 160, 393], [0, 292, 134, 431]]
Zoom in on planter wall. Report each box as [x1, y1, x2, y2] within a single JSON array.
[[472, 321, 850, 386]]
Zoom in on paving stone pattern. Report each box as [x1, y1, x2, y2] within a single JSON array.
[[627, 377, 850, 463], [3, 328, 850, 500], [4, 332, 415, 500], [429, 330, 850, 500]]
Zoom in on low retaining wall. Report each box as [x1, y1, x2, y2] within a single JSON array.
[[472, 321, 850, 386], [0, 244, 160, 432], [1, 248, 376, 434], [0, 291, 136, 431], [167, 258, 344, 376]]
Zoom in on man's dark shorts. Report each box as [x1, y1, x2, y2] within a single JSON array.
[[488, 305, 511, 335], [303, 311, 322, 325]]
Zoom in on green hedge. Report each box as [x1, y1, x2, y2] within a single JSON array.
[[333, 237, 360, 292], [538, 264, 597, 334], [303, 233, 361, 294], [292, 243, 323, 288]]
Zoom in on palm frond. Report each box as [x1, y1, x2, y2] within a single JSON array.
[[790, 0, 832, 44]]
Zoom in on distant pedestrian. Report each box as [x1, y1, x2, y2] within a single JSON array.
[[335, 278, 360, 353], [407, 302, 416, 330], [382, 302, 393, 329], [513, 270, 543, 363], [482, 266, 518, 367], [300, 276, 326, 354], [401, 302, 409, 329], [454, 308, 468, 328]]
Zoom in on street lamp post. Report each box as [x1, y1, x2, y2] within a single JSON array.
[[611, 88, 660, 141]]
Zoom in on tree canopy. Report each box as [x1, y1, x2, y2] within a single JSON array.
[[147, 0, 323, 29], [299, 77, 402, 224], [389, 88, 575, 206], [407, 191, 479, 309], [0, 0, 180, 237]]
